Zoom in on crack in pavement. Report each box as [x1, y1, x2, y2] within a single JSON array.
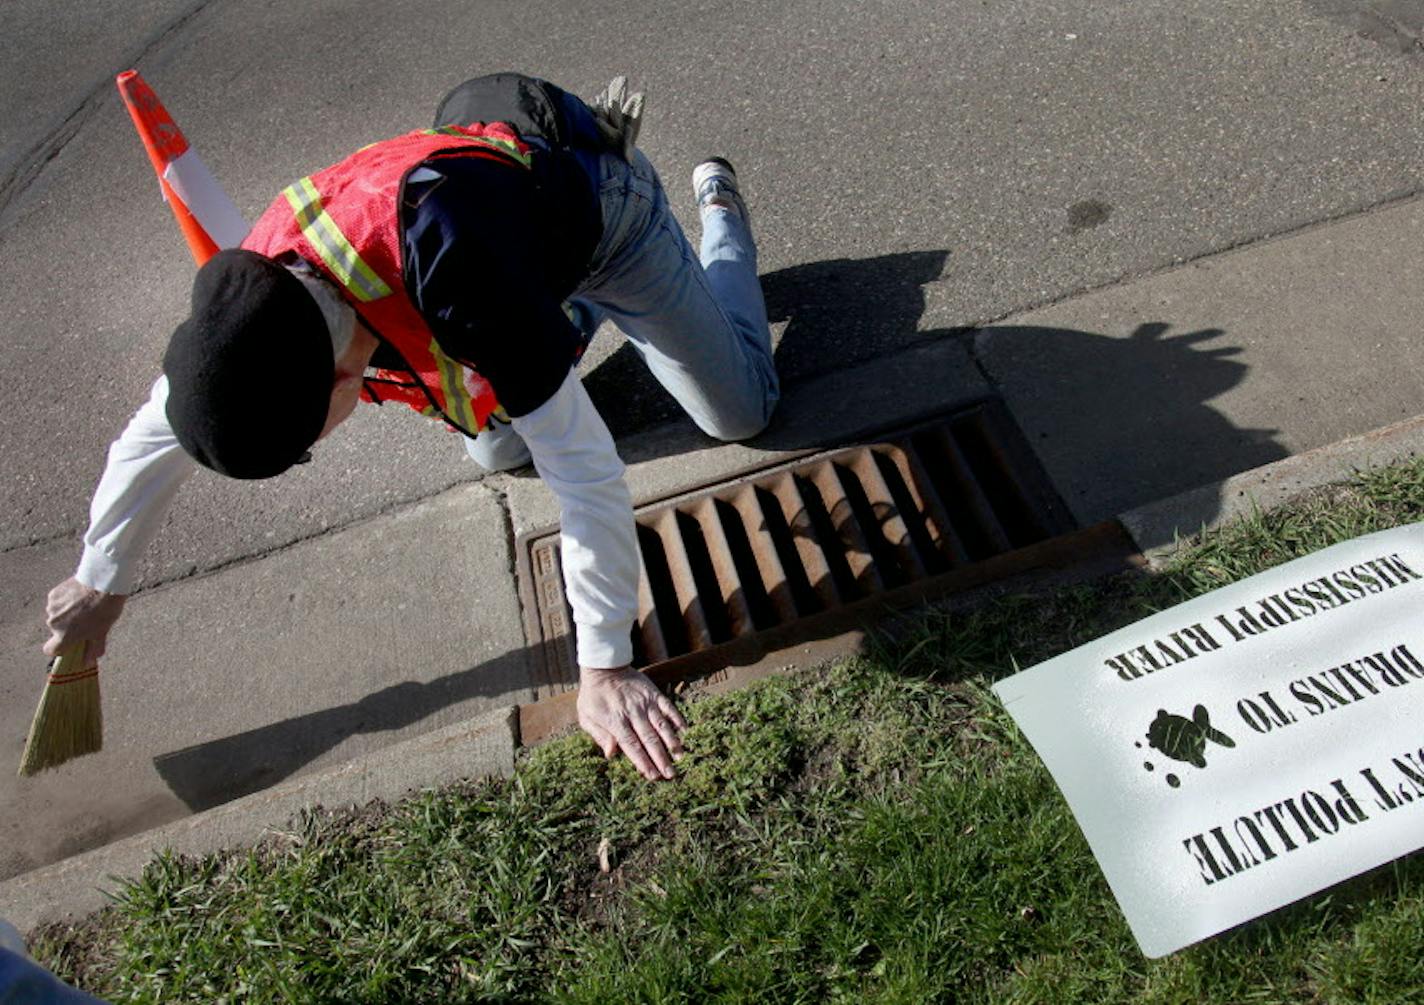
[[0, 0, 221, 229], [0, 531, 86, 557], [0, 472, 501, 596]]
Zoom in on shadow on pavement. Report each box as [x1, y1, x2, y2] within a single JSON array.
[[586, 250, 1286, 531], [152, 648, 533, 812], [970, 320, 1287, 528], [585, 250, 962, 439]]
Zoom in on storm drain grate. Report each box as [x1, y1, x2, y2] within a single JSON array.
[[517, 399, 1080, 693]]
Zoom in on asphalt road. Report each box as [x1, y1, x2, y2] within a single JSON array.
[[3, 0, 1424, 590]]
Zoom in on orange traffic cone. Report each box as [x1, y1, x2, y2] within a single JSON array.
[[116, 70, 248, 264]]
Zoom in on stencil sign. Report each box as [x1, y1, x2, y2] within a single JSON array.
[[993, 523, 1424, 957]]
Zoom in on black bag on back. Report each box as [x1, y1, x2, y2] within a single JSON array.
[[432, 72, 601, 151]]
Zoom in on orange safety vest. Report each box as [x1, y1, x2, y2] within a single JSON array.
[[242, 123, 534, 437]]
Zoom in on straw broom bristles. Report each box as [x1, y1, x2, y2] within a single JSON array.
[[18, 642, 102, 777]]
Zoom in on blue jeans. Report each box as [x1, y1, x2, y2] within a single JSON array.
[[465, 150, 779, 470], [0, 942, 108, 1004]]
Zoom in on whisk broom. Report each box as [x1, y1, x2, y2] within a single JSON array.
[[18, 642, 101, 776]]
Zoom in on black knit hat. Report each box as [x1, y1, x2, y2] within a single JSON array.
[[163, 249, 334, 479]]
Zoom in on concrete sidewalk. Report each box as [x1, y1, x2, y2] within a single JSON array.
[[5, 193, 1424, 929], [2, 486, 533, 882]]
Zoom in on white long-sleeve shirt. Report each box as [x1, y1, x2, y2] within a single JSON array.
[[76, 368, 638, 669]]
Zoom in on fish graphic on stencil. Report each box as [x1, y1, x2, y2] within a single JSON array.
[[1136, 704, 1236, 789]]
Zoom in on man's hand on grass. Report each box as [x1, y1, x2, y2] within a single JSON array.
[[577, 666, 687, 781], [44, 577, 126, 665]]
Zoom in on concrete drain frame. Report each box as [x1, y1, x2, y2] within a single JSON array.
[[514, 398, 1143, 738]]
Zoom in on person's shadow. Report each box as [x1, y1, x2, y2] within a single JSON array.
[[152, 649, 535, 811], [583, 250, 964, 437], [966, 319, 1285, 529], [583, 249, 1286, 533]]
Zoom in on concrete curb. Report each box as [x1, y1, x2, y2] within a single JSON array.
[[1119, 415, 1424, 567], [2, 706, 518, 935]]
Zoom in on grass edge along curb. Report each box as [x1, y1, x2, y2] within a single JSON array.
[[30, 458, 1424, 1004]]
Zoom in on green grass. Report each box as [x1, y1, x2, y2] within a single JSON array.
[[30, 460, 1424, 1003]]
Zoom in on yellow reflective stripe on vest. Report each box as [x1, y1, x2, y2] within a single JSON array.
[[428, 339, 481, 432], [420, 129, 533, 169], [281, 178, 393, 303]]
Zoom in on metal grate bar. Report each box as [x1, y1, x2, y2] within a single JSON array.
[[847, 449, 927, 580], [961, 407, 1074, 539], [654, 509, 713, 652], [524, 542, 577, 690], [881, 440, 969, 568], [807, 461, 884, 596], [769, 474, 842, 608], [635, 545, 669, 664], [693, 498, 756, 639], [729, 485, 799, 624], [928, 425, 1013, 554]]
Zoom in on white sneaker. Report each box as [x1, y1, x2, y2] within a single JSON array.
[[692, 157, 749, 223]]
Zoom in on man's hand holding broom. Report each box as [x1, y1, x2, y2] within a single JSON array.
[[44, 578, 126, 665], [17, 579, 125, 776]]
